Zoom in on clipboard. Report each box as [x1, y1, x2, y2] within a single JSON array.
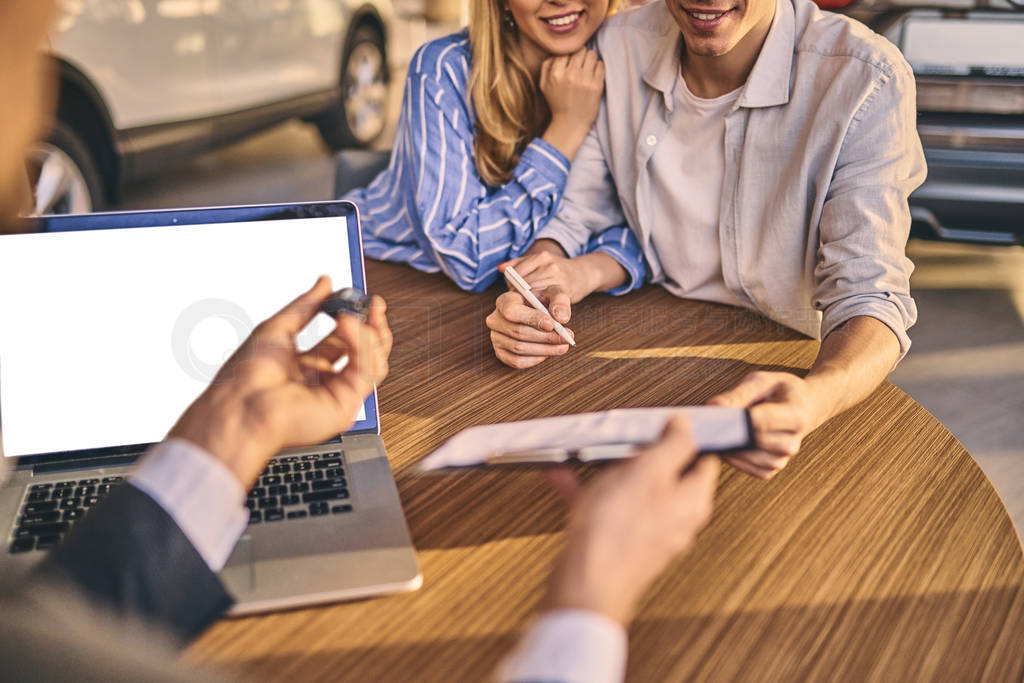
[[416, 407, 756, 473]]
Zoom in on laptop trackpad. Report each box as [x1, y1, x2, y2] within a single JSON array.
[[220, 535, 255, 596]]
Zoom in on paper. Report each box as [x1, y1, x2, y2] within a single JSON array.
[[417, 406, 753, 472]]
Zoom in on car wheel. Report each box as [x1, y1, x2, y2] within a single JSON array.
[[27, 121, 104, 215], [316, 25, 389, 150]]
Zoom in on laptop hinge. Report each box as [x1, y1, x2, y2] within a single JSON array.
[[32, 453, 140, 475], [340, 429, 377, 440]]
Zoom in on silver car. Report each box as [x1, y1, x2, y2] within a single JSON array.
[[30, 0, 394, 215]]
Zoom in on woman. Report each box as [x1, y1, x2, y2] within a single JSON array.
[[344, 0, 645, 294]]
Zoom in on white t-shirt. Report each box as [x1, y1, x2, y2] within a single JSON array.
[[648, 73, 747, 308]]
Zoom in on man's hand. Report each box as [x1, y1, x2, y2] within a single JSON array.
[[545, 416, 720, 626], [168, 276, 392, 489], [707, 371, 825, 479], [707, 317, 901, 479], [486, 241, 626, 369]]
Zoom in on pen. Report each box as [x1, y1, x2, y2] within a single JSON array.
[[503, 265, 576, 347]]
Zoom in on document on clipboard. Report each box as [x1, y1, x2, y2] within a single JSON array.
[[416, 406, 755, 473]]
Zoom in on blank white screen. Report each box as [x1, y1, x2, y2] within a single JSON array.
[[0, 216, 364, 457]]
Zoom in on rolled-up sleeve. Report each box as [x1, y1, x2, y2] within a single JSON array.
[[813, 61, 926, 360]]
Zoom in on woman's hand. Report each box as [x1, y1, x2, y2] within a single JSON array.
[[488, 287, 576, 370], [487, 248, 582, 370], [505, 245, 599, 311], [486, 242, 626, 369], [540, 48, 605, 162]]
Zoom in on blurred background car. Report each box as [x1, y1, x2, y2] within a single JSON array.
[[817, 0, 1024, 246], [29, 0, 393, 216]]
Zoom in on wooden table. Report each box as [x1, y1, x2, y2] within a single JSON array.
[[190, 261, 1024, 681]]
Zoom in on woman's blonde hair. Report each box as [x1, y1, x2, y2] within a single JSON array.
[[468, 0, 615, 187]]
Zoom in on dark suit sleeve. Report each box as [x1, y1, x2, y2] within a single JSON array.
[[36, 483, 234, 643]]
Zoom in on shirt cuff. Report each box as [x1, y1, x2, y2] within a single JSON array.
[[581, 226, 647, 295], [496, 609, 628, 683], [592, 245, 645, 296], [517, 139, 571, 187], [130, 438, 249, 573], [820, 294, 914, 363]]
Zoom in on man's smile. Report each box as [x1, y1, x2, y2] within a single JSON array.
[[679, 5, 737, 30]]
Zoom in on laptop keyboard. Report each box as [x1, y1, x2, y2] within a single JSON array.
[[9, 476, 124, 554], [247, 451, 353, 524], [8, 451, 353, 555]]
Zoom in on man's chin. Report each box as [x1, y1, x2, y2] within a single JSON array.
[[679, 34, 735, 58], [691, 45, 731, 57]]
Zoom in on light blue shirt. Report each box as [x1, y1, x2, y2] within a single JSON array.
[[540, 0, 926, 356], [344, 32, 646, 294], [130, 439, 628, 681]]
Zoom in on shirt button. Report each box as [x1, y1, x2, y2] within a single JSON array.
[[645, 135, 657, 146]]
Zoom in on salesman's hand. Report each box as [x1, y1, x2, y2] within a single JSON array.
[[169, 276, 392, 489], [707, 371, 825, 479], [544, 416, 720, 625]]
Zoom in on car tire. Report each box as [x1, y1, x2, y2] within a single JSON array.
[[315, 24, 389, 150], [27, 121, 104, 215]]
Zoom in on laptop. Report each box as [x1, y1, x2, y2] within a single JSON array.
[[0, 200, 422, 614]]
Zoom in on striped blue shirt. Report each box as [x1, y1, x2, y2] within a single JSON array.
[[344, 32, 646, 294]]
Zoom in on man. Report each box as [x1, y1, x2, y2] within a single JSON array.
[[0, 3, 719, 681], [486, 0, 926, 479]]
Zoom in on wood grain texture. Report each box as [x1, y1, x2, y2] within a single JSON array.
[[188, 261, 1024, 682]]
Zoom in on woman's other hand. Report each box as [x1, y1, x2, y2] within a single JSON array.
[[540, 48, 605, 161]]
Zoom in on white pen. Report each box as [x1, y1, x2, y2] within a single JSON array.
[[503, 265, 576, 347]]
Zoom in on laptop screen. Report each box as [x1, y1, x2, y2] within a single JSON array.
[[0, 201, 378, 460]]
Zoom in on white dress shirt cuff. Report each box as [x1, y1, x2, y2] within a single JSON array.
[[496, 609, 628, 683], [130, 438, 249, 572]]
